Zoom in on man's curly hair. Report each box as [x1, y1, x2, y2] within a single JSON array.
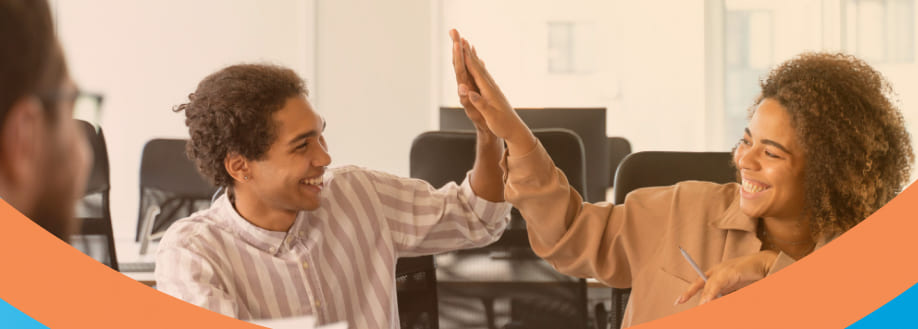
[[754, 52, 913, 237], [174, 64, 307, 187]]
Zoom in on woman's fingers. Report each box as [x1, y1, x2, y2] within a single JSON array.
[[677, 277, 706, 305]]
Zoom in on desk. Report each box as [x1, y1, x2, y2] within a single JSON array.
[[435, 251, 588, 329], [116, 238, 158, 287]]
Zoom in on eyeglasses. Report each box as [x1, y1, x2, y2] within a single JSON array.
[[71, 91, 105, 129], [40, 89, 105, 129]]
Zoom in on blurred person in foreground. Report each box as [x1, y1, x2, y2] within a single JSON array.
[[0, 0, 91, 241]]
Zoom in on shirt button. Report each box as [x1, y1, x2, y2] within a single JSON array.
[[269, 247, 276, 253], [302, 262, 309, 269], [315, 300, 321, 307]]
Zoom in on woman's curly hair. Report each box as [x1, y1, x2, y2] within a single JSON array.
[[754, 52, 913, 236], [174, 64, 307, 187]]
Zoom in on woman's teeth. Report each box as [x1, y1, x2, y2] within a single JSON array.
[[742, 180, 769, 193], [303, 176, 323, 185]]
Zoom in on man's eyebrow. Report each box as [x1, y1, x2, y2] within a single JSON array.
[[287, 119, 326, 147], [288, 130, 318, 146]]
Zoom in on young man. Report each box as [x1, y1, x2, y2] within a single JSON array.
[[156, 63, 511, 328], [0, 0, 91, 241]]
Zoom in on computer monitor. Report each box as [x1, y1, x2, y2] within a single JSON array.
[[440, 107, 609, 203]]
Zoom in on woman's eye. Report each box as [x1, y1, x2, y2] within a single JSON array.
[[765, 150, 780, 158], [739, 138, 751, 146]]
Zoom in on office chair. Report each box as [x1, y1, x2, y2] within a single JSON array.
[[396, 255, 439, 329], [410, 129, 589, 329], [606, 137, 632, 190], [440, 107, 609, 203], [135, 139, 217, 255], [72, 120, 119, 271], [607, 151, 735, 329]]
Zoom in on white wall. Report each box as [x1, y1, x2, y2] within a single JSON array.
[[439, 0, 708, 152], [314, 0, 435, 176], [53, 0, 316, 242], [614, 1, 707, 151]]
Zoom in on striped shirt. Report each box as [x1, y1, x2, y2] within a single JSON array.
[[155, 165, 512, 329]]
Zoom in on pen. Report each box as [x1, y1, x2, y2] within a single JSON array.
[[679, 246, 708, 282]]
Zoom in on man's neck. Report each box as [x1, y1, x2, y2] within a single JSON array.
[[232, 188, 297, 232]]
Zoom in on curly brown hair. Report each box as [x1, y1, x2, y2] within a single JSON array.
[[174, 64, 307, 187], [754, 52, 914, 237]]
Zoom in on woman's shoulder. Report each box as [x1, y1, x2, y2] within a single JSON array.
[[626, 181, 739, 212]]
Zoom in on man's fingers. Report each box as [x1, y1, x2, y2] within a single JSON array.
[[451, 33, 467, 77]]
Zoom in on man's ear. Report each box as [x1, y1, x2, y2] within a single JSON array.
[[0, 97, 44, 192], [224, 151, 251, 183]]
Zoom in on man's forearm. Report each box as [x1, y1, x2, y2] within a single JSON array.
[[469, 127, 505, 202]]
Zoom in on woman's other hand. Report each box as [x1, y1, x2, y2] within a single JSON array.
[[676, 250, 779, 305]]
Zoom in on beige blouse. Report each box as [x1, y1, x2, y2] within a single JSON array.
[[501, 142, 828, 327]]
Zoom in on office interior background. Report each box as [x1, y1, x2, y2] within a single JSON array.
[[50, 0, 918, 275]]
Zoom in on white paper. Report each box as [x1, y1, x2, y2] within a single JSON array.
[[249, 315, 316, 329], [249, 316, 347, 329]]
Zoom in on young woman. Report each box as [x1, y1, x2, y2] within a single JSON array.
[[448, 29, 913, 327]]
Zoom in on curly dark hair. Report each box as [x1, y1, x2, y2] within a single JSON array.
[[754, 52, 913, 236], [174, 64, 307, 187]]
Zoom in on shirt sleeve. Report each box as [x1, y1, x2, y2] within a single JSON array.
[[501, 141, 696, 288], [155, 236, 248, 319], [367, 169, 513, 257]]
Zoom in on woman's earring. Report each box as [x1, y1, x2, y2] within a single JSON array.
[[244, 176, 249, 181]]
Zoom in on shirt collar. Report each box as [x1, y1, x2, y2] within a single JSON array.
[[709, 188, 838, 248], [711, 191, 757, 232], [215, 193, 294, 255]]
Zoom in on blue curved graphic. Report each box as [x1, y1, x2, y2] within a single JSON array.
[[848, 282, 918, 328], [0, 298, 48, 329]]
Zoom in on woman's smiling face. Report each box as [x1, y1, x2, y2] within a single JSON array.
[[733, 98, 807, 220]]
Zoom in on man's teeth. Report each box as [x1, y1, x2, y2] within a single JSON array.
[[303, 176, 323, 185], [742, 180, 768, 193]]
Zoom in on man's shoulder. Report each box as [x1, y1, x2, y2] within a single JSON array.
[[329, 165, 412, 187], [159, 207, 233, 251]]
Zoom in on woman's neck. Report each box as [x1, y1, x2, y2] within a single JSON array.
[[759, 216, 816, 259]]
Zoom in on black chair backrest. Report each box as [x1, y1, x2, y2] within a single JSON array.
[[609, 151, 736, 329], [410, 129, 587, 203], [73, 120, 119, 271], [440, 107, 608, 203], [613, 151, 736, 204], [409, 131, 476, 188], [606, 137, 632, 189], [135, 138, 218, 241]]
